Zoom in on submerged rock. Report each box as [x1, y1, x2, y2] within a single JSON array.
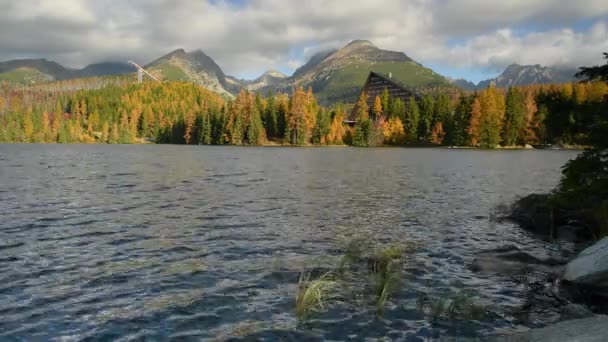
[[564, 237, 608, 297], [559, 304, 594, 321], [470, 245, 565, 277], [508, 194, 554, 236], [493, 316, 608, 341]]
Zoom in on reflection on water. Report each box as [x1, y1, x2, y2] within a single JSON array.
[[0, 144, 578, 340]]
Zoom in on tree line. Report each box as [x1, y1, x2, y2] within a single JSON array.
[[0, 75, 606, 147], [351, 81, 608, 147]]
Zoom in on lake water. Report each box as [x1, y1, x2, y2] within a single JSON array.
[[0, 144, 579, 340]]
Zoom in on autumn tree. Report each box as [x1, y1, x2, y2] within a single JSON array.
[[382, 117, 405, 145], [468, 97, 482, 146], [430, 122, 446, 145], [327, 105, 347, 144], [22, 107, 34, 142], [286, 87, 312, 145], [476, 87, 505, 147], [353, 91, 371, 146], [101, 121, 110, 143], [373, 95, 383, 118]]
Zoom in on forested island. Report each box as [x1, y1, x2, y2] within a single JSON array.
[[0, 75, 606, 148]]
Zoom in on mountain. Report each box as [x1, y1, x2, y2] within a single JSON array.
[[0, 59, 135, 84], [78, 62, 135, 77], [145, 49, 238, 97], [258, 40, 448, 104], [243, 70, 287, 91], [455, 64, 579, 90], [0, 59, 72, 83], [451, 78, 477, 91]]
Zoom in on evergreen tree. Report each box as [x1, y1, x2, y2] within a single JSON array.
[[418, 95, 434, 141], [247, 104, 265, 145], [381, 87, 390, 117], [264, 91, 278, 139], [390, 98, 405, 123], [452, 93, 473, 146], [312, 108, 331, 144], [403, 96, 419, 141], [502, 87, 526, 146]]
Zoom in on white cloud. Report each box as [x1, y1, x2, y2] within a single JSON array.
[[438, 22, 608, 70], [0, 0, 607, 77]]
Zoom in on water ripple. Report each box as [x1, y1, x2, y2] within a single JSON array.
[[0, 144, 579, 340]]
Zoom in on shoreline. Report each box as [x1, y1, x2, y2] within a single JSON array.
[[0, 141, 588, 150]]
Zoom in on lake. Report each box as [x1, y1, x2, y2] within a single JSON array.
[[0, 144, 579, 340]]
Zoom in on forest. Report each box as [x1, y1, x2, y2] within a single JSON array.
[[0, 72, 607, 148]]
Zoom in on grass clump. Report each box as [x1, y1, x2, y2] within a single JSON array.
[[294, 234, 420, 320], [295, 272, 338, 319], [417, 289, 487, 321]]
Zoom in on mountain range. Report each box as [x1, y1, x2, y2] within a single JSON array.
[[0, 40, 579, 103], [452, 64, 578, 90]]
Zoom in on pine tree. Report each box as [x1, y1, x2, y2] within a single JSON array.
[[430, 122, 446, 144], [109, 122, 119, 144], [452, 93, 473, 146], [118, 110, 133, 144], [373, 95, 383, 118], [312, 108, 331, 144], [22, 107, 34, 142], [264, 91, 278, 139], [183, 110, 196, 144], [523, 89, 539, 144], [403, 96, 419, 141], [502, 87, 526, 146], [390, 98, 405, 123], [355, 91, 369, 121], [247, 105, 265, 145], [468, 97, 482, 146], [418, 95, 434, 141], [101, 121, 110, 143], [40, 111, 50, 142], [381, 87, 391, 118], [477, 87, 505, 148]]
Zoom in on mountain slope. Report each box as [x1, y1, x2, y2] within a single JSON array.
[[474, 64, 578, 89], [145, 49, 239, 97], [0, 59, 135, 84], [260, 40, 448, 104], [244, 70, 287, 91], [0, 59, 73, 83]]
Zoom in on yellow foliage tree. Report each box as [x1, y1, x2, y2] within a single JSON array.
[[430, 122, 446, 144], [382, 117, 405, 145], [468, 98, 482, 146], [23, 107, 34, 142], [373, 95, 383, 117]]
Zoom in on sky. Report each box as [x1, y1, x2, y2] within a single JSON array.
[[0, 0, 607, 83]]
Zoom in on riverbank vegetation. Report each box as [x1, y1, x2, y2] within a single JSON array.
[[511, 53, 608, 241], [0, 65, 606, 148]]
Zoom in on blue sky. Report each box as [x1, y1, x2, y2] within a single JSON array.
[[0, 0, 607, 83]]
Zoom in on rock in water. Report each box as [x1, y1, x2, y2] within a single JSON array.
[[493, 316, 608, 341], [564, 237, 608, 291], [559, 304, 594, 321]]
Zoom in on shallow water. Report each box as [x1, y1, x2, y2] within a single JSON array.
[[0, 144, 579, 340]]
